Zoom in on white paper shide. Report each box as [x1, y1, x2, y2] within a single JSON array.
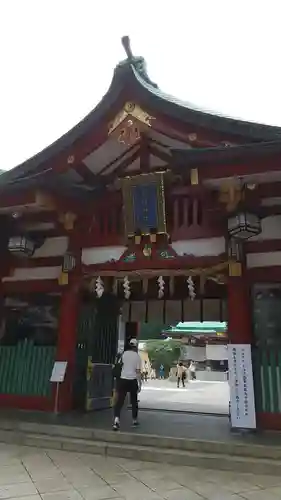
[[228, 344, 256, 429]]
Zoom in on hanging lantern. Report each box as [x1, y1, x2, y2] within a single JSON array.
[[62, 252, 76, 272], [157, 276, 165, 299], [187, 276, 196, 300], [228, 238, 243, 261], [123, 276, 131, 300], [95, 276, 104, 298], [227, 211, 261, 240], [8, 236, 35, 257]]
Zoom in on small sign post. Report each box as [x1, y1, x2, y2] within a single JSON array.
[[50, 361, 68, 414]]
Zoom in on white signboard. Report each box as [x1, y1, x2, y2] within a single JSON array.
[[228, 344, 256, 429], [50, 361, 68, 383]]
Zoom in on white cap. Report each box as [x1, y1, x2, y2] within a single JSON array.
[[129, 338, 138, 347]]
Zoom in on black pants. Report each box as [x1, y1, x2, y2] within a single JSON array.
[[114, 378, 138, 420], [177, 375, 185, 387]]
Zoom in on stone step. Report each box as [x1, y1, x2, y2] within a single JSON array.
[[0, 419, 280, 461], [0, 428, 280, 475]]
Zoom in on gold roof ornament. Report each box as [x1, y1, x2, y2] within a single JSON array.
[[219, 182, 243, 211], [108, 102, 154, 146]]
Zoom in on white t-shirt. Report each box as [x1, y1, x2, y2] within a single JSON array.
[[121, 350, 142, 380]]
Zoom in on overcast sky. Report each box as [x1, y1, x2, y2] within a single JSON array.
[[1, 1, 280, 171]]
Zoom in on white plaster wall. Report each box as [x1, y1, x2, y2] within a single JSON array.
[[2, 266, 61, 282], [246, 251, 281, 268], [181, 346, 206, 362], [172, 237, 225, 257], [206, 344, 228, 361], [32, 236, 69, 258], [82, 246, 126, 265], [251, 215, 281, 241]]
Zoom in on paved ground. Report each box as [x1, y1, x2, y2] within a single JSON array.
[[139, 379, 229, 415], [0, 443, 280, 500]]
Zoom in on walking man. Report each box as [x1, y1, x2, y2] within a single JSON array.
[[176, 362, 187, 388], [113, 338, 141, 431]]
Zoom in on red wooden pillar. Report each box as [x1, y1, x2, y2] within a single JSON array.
[[227, 275, 253, 344], [56, 285, 80, 412]]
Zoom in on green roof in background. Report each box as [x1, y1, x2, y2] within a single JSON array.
[[168, 321, 227, 334], [139, 321, 227, 340]]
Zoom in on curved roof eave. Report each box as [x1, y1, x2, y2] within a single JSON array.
[[131, 66, 281, 141], [1, 38, 281, 188], [0, 63, 132, 186]]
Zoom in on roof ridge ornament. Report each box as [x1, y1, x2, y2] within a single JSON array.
[[121, 36, 133, 61], [120, 36, 158, 89]]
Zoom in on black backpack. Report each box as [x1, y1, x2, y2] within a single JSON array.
[[112, 352, 123, 379]]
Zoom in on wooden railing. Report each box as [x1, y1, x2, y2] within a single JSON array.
[[252, 346, 281, 414], [0, 340, 55, 397], [80, 191, 222, 247], [169, 195, 220, 240]]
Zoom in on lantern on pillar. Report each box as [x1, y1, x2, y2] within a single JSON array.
[[228, 238, 243, 261], [8, 236, 35, 257], [227, 211, 261, 240]]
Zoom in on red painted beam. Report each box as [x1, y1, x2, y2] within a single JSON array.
[[171, 225, 223, 241], [83, 254, 226, 274], [0, 191, 36, 209], [257, 412, 281, 431], [199, 156, 281, 181], [246, 266, 281, 282], [258, 182, 281, 198], [246, 239, 281, 253], [2, 279, 62, 293], [0, 394, 53, 412]]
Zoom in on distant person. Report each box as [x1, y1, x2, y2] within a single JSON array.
[[142, 361, 149, 382], [176, 362, 187, 388], [159, 364, 165, 379], [189, 361, 196, 380], [113, 338, 141, 431], [151, 368, 156, 379]]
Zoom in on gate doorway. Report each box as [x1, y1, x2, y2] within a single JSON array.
[[137, 321, 229, 415], [117, 275, 230, 417]]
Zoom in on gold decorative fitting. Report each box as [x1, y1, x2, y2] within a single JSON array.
[[59, 212, 77, 231], [108, 101, 154, 142], [118, 120, 141, 146], [143, 245, 152, 257], [188, 133, 197, 142], [219, 182, 242, 212], [67, 155, 75, 164], [35, 191, 56, 210], [58, 271, 69, 286], [134, 234, 141, 245], [228, 261, 242, 277], [190, 168, 199, 185]]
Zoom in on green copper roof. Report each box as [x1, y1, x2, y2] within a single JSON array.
[[164, 321, 227, 335]]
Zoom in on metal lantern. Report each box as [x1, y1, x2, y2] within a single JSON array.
[[62, 252, 76, 272], [228, 238, 243, 261], [8, 236, 35, 257], [227, 211, 261, 240]]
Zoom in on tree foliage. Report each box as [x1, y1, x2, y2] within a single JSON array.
[[145, 339, 181, 374]]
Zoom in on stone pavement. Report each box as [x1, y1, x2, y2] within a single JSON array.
[[139, 379, 229, 414], [0, 443, 281, 500]]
